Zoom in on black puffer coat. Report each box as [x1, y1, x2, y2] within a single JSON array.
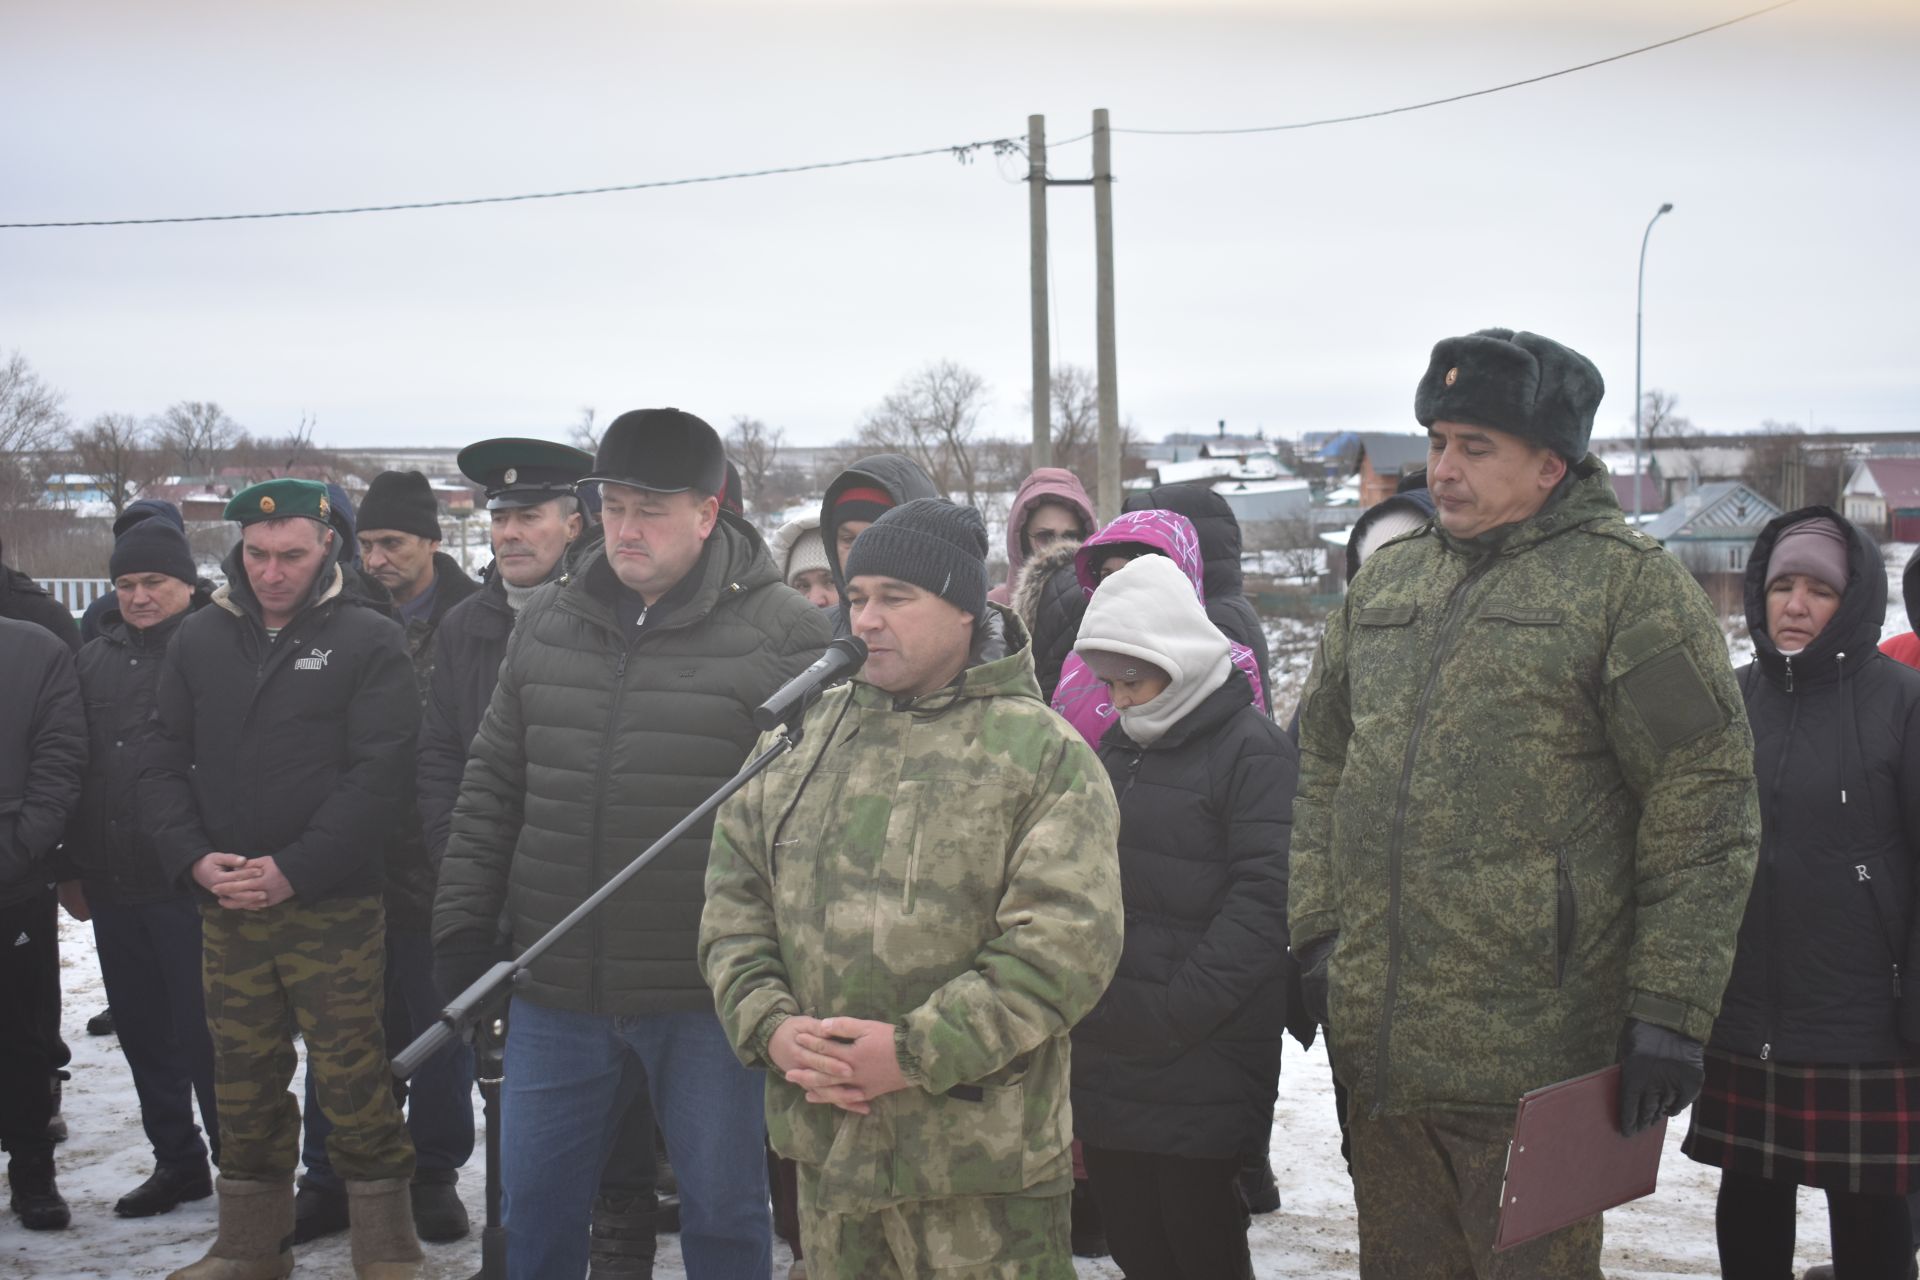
[[66, 594, 209, 905], [142, 542, 420, 903], [0, 560, 81, 653], [1124, 484, 1270, 711], [1071, 672, 1297, 1159], [1713, 507, 1920, 1062], [0, 616, 85, 907], [1011, 540, 1086, 704], [433, 516, 832, 1015]]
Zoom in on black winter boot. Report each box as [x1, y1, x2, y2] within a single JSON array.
[[8, 1147, 71, 1230], [117, 1162, 214, 1217], [87, 1007, 116, 1037], [293, 1180, 351, 1243], [589, 1192, 658, 1279], [409, 1169, 469, 1243]]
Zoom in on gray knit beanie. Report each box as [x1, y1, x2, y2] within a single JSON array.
[[842, 498, 989, 619]]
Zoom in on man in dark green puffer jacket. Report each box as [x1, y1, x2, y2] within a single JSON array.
[[1289, 329, 1760, 1278], [432, 409, 831, 1279]]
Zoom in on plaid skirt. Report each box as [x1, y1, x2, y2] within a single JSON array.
[[1682, 1048, 1920, 1194]]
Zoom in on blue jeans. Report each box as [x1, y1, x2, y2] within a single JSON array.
[[301, 930, 474, 1190], [502, 1000, 772, 1280]]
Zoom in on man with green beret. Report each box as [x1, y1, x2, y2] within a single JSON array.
[[1288, 329, 1761, 1276], [142, 477, 426, 1279], [434, 410, 832, 1279]]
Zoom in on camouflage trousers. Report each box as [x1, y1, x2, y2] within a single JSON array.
[[795, 1164, 1072, 1280], [1348, 1108, 1603, 1279], [201, 896, 414, 1184]]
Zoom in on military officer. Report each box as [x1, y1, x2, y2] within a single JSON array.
[[701, 497, 1124, 1279]]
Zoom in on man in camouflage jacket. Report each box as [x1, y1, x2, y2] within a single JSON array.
[[701, 498, 1123, 1279], [1289, 330, 1760, 1278]]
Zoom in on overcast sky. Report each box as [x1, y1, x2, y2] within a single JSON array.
[[4, 0, 1914, 451]]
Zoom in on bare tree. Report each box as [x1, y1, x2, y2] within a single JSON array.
[[0, 351, 69, 510], [570, 407, 600, 453], [857, 361, 990, 506], [1244, 514, 1327, 585], [1638, 389, 1694, 452], [153, 401, 241, 478], [68, 413, 162, 517], [1020, 363, 1141, 486], [725, 416, 785, 511]]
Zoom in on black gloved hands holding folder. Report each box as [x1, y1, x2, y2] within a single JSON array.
[[1616, 1018, 1704, 1136]]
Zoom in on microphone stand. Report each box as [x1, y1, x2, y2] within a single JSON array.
[[394, 709, 817, 1280]]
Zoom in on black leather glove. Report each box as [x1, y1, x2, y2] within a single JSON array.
[[1297, 935, 1336, 1029], [433, 931, 505, 1006], [1617, 1018, 1704, 1137]]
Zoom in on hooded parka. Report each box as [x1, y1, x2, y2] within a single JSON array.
[[432, 515, 831, 1015], [64, 593, 210, 905], [1011, 540, 1087, 704], [141, 539, 420, 904], [0, 617, 85, 907], [701, 608, 1123, 1210], [991, 468, 1097, 607], [818, 454, 941, 636], [1712, 508, 1920, 1062], [1290, 458, 1761, 1114]]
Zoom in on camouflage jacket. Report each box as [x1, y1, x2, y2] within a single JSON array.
[[1289, 459, 1760, 1114], [700, 609, 1123, 1212]]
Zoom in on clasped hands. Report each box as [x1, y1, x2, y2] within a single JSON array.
[[769, 1015, 909, 1116], [192, 852, 294, 910]]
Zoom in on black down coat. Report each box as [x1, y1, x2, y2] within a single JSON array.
[[0, 560, 81, 652], [1124, 484, 1270, 712], [1713, 507, 1920, 1062], [141, 543, 420, 904], [1071, 672, 1297, 1159], [433, 516, 832, 1016], [1011, 540, 1086, 704], [65, 594, 209, 906], [0, 616, 85, 907]]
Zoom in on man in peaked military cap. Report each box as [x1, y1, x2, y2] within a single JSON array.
[[1288, 329, 1760, 1277], [434, 410, 831, 1279], [701, 498, 1124, 1280], [142, 477, 426, 1279]]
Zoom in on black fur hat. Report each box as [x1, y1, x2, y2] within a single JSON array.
[[1413, 328, 1604, 462], [581, 408, 727, 496]]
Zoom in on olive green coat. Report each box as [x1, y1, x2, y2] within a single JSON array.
[[701, 612, 1123, 1213], [1289, 459, 1760, 1114]]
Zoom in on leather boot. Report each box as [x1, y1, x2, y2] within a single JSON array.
[[345, 1177, 425, 1279], [116, 1161, 214, 1217], [408, 1168, 469, 1243], [7, 1147, 70, 1231], [590, 1191, 658, 1278], [166, 1176, 294, 1280]]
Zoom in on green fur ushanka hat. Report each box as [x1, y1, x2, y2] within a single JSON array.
[[1413, 328, 1605, 462]]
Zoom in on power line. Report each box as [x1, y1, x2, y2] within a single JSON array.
[[1, 0, 1799, 230], [0, 137, 1025, 230], [1111, 0, 1801, 138]]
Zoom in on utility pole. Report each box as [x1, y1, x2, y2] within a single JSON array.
[[1092, 108, 1120, 521], [1027, 115, 1052, 470]]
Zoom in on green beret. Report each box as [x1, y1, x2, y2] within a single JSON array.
[[225, 478, 332, 527]]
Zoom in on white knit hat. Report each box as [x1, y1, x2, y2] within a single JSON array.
[[771, 514, 830, 584]]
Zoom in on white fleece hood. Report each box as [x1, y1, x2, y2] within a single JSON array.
[[1073, 553, 1232, 746]]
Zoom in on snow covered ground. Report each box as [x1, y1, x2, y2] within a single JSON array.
[[7, 912, 1853, 1278], [13, 543, 1915, 1277]]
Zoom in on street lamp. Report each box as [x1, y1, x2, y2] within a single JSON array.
[[1633, 201, 1675, 526]]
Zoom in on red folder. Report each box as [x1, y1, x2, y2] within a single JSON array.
[[1493, 1064, 1667, 1251]]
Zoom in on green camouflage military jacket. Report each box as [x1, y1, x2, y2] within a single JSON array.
[[1290, 459, 1760, 1115], [701, 611, 1122, 1213]]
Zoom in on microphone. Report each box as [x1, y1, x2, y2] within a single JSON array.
[[753, 636, 868, 731]]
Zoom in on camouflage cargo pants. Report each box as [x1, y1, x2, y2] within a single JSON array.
[[201, 896, 414, 1184], [795, 1164, 1072, 1279], [1348, 1108, 1602, 1279]]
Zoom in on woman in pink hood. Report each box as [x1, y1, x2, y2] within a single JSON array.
[[989, 467, 1098, 607], [1051, 508, 1267, 748]]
